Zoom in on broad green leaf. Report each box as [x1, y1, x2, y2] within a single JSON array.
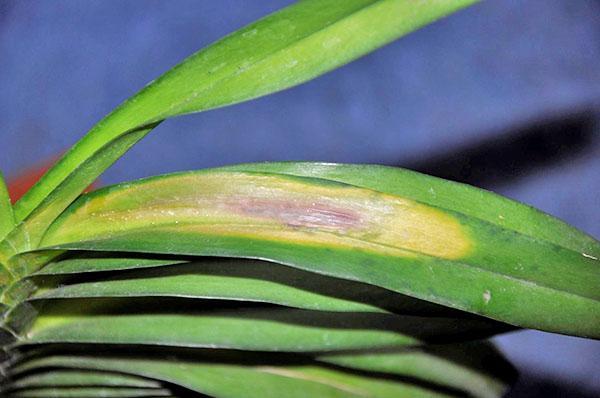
[[36, 168, 600, 337], [7, 387, 171, 398], [8, 370, 161, 389], [10, 355, 462, 398], [11, 0, 478, 245], [30, 259, 469, 316], [21, 303, 501, 352]]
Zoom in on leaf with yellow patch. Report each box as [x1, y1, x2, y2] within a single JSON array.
[[28, 167, 600, 338]]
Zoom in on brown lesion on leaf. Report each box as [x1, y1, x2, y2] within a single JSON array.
[[226, 198, 364, 232]]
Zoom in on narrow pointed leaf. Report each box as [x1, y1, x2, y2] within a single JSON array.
[[36, 168, 600, 337], [0, 172, 15, 287], [12, 0, 477, 241], [0, 172, 15, 240]]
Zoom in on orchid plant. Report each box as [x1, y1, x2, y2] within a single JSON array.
[[1, 1, 598, 397]]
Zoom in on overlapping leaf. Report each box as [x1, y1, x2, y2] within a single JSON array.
[[8, 342, 515, 398], [3, 0, 597, 396]]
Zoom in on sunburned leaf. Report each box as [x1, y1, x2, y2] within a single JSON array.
[[220, 162, 600, 257], [11, 0, 478, 243], [34, 168, 600, 338]]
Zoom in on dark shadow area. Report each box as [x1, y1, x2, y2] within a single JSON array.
[[166, 384, 210, 398], [400, 109, 598, 188], [506, 372, 600, 398]]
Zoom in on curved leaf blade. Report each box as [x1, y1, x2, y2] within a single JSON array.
[[8, 370, 161, 389], [32, 257, 187, 276], [22, 305, 500, 352]]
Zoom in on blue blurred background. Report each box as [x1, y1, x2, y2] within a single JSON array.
[[1, 1, 599, 395]]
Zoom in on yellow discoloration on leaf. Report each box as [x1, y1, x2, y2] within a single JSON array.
[[43, 172, 472, 260], [26, 315, 72, 338]]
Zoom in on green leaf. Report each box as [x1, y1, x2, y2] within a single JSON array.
[[319, 342, 516, 398], [35, 168, 600, 337], [10, 354, 474, 398], [0, 172, 14, 241], [21, 302, 501, 352], [11, 0, 478, 245], [0, 172, 16, 287], [8, 370, 161, 389], [7, 387, 171, 398], [32, 256, 187, 276], [30, 259, 469, 316]]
